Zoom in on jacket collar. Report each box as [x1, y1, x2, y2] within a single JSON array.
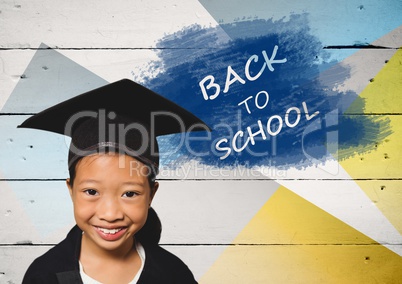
[[56, 225, 83, 284]]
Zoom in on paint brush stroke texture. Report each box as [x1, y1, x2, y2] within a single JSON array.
[[141, 16, 391, 169]]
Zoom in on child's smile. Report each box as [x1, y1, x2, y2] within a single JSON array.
[[94, 226, 128, 241]]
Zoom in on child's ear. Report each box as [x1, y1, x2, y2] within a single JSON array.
[[66, 178, 73, 198]]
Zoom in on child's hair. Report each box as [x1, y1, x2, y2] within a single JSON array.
[[68, 155, 161, 246]]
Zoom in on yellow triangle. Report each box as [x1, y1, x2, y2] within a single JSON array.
[[200, 186, 402, 283], [347, 49, 402, 114], [340, 49, 402, 234]]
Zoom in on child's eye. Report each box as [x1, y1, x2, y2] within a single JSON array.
[[84, 189, 98, 196], [122, 191, 137, 198]]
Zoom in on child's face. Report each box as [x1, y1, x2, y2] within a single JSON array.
[[67, 153, 158, 253]]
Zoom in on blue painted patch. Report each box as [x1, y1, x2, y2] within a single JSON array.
[[141, 17, 391, 169]]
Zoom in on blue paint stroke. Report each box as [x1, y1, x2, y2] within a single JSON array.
[[140, 15, 391, 169]]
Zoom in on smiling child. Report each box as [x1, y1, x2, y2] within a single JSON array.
[[20, 79, 209, 284]]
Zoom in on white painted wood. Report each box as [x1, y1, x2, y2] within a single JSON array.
[[0, 0, 218, 49], [1, 246, 52, 284], [0, 180, 279, 244], [0, 0, 401, 283]]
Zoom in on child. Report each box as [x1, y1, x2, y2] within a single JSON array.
[[20, 79, 209, 284]]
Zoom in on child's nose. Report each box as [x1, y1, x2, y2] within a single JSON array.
[[97, 197, 124, 221]]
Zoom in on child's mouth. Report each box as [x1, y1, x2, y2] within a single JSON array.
[[97, 227, 124, 235], [94, 226, 128, 241]]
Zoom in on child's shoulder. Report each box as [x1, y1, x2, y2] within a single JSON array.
[[140, 244, 197, 283], [22, 226, 81, 283]]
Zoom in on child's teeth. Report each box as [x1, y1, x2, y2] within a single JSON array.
[[99, 228, 121, 234]]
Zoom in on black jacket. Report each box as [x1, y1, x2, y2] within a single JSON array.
[[22, 225, 197, 284]]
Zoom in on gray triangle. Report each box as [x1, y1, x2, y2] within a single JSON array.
[[2, 43, 108, 113]]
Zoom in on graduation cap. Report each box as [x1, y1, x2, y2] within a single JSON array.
[[18, 79, 210, 176]]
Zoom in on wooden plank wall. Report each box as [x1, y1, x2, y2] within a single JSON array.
[[1, 1, 402, 283]]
